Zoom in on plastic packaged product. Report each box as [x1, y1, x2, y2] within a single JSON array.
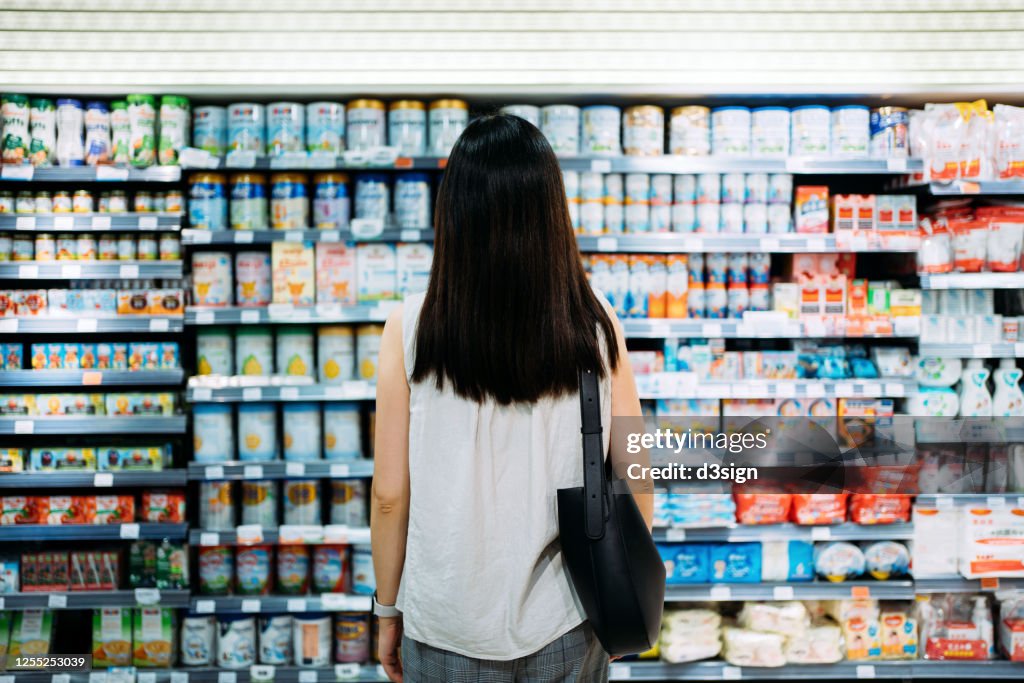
[[346, 99, 386, 151], [831, 105, 870, 157], [306, 101, 345, 155], [721, 627, 785, 667], [541, 105, 580, 156], [862, 540, 910, 580], [228, 103, 265, 154], [293, 614, 331, 667], [235, 545, 273, 595], [259, 615, 293, 665], [784, 621, 843, 663], [660, 608, 722, 664], [761, 540, 814, 582], [986, 219, 1024, 272], [55, 98, 84, 167], [277, 545, 310, 595], [428, 99, 468, 157], [623, 106, 664, 156], [312, 545, 348, 593], [711, 107, 751, 155], [157, 95, 189, 165], [240, 480, 278, 526], [388, 100, 426, 157], [870, 106, 909, 158], [919, 593, 996, 660], [189, 173, 227, 230], [324, 403, 362, 460], [791, 493, 848, 525], [581, 105, 620, 155], [193, 404, 233, 464], [108, 100, 130, 164], [790, 105, 830, 155], [234, 251, 272, 307], [180, 614, 216, 666], [193, 106, 227, 157], [218, 615, 257, 669], [125, 94, 157, 168], [952, 220, 988, 272], [814, 541, 866, 582], [1, 94, 30, 164], [331, 480, 368, 526], [733, 492, 791, 524], [354, 173, 389, 221], [229, 172, 268, 230], [351, 544, 375, 595], [750, 107, 789, 157], [500, 104, 540, 128], [22, 98, 51, 168], [395, 173, 431, 228], [192, 251, 232, 306], [999, 592, 1024, 661], [960, 506, 1024, 578], [238, 403, 277, 462], [657, 544, 710, 584], [83, 102, 111, 165], [709, 542, 761, 582], [335, 613, 371, 663], [283, 404, 321, 462], [312, 172, 350, 229], [738, 601, 809, 637], [198, 546, 234, 595]]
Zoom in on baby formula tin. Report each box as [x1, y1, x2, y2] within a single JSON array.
[[293, 614, 331, 667], [228, 103, 265, 154], [870, 106, 909, 158], [346, 99, 386, 151], [331, 479, 368, 527], [356, 324, 384, 382], [241, 480, 278, 527], [199, 546, 234, 594], [581, 105, 621, 155], [324, 403, 362, 460], [238, 403, 278, 462], [194, 405, 234, 463], [751, 107, 790, 157], [696, 173, 720, 203], [312, 545, 349, 593], [790, 105, 830, 155], [696, 203, 721, 233], [236, 545, 273, 595], [720, 204, 744, 233], [312, 173, 350, 229], [767, 173, 793, 204], [192, 251, 233, 306], [189, 172, 227, 230], [744, 202, 768, 233], [354, 173, 390, 221], [230, 172, 267, 230], [236, 326, 274, 376], [276, 545, 310, 595], [235, 251, 272, 307], [394, 173, 431, 228], [500, 104, 540, 128], [721, 173, 745, 204], [259, 615, 293, 666], [541, 105, 581, 156], [84, 101, 111, 165], [196, 327, 234, 376], [180, 614, 216, 666], [623, 105, 664, 156], [428, 99, 469, 157], [158, 95, 190, 166], [270, 173, 308, 229], [388, 100, 426, 157], [283, 405, 322, 462], [711, 107, 751, 155], [831, 105, 869, 157], [670, 106, 711, 156], [335, 613, 371, 663], [218, 615, 256, 669], [745, 173, 769, 203], [318, 325, 355, 384], [283, 478, 321, 524], [193, 106, 227, 157], [306, 101, 345, 154], [126, 94, 156, 167], [276, 326, 314, 377], [200, 480, 236, 534], [267, 102, 304, 157], [351, 545, 375, 595], [671, 202, 696, 232]]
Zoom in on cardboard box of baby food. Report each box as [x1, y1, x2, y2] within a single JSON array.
[[93, 607, 132, 667], [397, 243, 433, 299], [794, 186, 829, 233], [356, 243, 397, 302], [316, 243, 357, 305], [133, 607, 174, 668], [10, 609, 53, 657], [272, 241, 316, 305]]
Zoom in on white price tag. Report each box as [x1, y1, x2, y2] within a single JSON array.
[[1, 164, 33, 180], [51, 675, 71, 683], [590, 159, 612, 173], [1015, 342, 1024, 357], [596, 237, 618, 252], [324, 385, 345, 399], [270, 151, 309, 169], [234, 230, 254, 244], [761, 237, 780, 251], [334, 664, 360, 680], [775, 382, 796, 398], [298, 672, 317, 683], [608, 662, 631, 680], [834, 382, 855, 397], [14, 419, 33, 434], [975, 343, 993, 358], [47, 593, 68, 608], [204, 465, 225, 480], [856, 664, 876, 679], [178, 147, 219, 169], [244, 464, 264, 479], [806, 237, 827, 251], [241, 598, 261, 613], [134, 588, 160, 605], [87, 673, 105, 683], [330, 463, 351, 477], [287, 598, 308, 612], [0, 319, 17, 333], [236, 524, 264, 544], [119, 523, 140, 539], [324, 524, 350, 544], [702, 323, 723, 337], [96, 165, 130, 181], [987, 495, 1007, 508], [18, 264, 38, 279], [91, 215, 112, 229], [171, 672, 189, 683], [884, 382, 906, 397], [192, 387, 213, 401], [200, 532, 220, 546], [194, 309, 216, 325], [280, 386, 300, 400], [886, 158, 907, 173], [53, 215, 74, 229], [309, 150, 336, 169], [286, 462, 306, 476], [722, 666, 742, 680], [138, 215, 158, 229], [709, 585, 732, 600], [242, 387, 262, 401], [15, 215, 35, 230], [0, 598, 4, 609], [138, 673, 157, 683], [400, 229, 421, 241], [119, 264, 139, 279], [773, 586, 795, 600], [195, 599, 215, 614], [149, 317, 170, 332], [240, 309, 261, 324], [320, 593, 360, 611], [77, 318, 98, 332], [218, 672, 238, 683], [94, 472, 114, 487], [665, 528, 686, 541], [226, 150, 257, 168], [935, 496, 954, 509], [861, 382, 882, 397], [189, 229, 213, 244], [320, 230, 340, 243], [285, 230, 303, 243], [351, 218, 384, 238], [811, 527, 832, 541], [60, 264, 82, 278]]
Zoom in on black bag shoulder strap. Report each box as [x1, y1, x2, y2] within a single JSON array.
[[579, 368, 606, 540]]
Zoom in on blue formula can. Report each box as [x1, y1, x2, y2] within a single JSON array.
[[355, 173, 390, 221], [193, 106, 227, 157], [229, 172, 267, 230], [227, 103, 265, 154], [394, 173, 431, 229], [189, 172, 227, 230], [306, 101, 345, 154], [312, 172, 350, 229]]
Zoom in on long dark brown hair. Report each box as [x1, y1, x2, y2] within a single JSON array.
[[411, 114, 619, 405]]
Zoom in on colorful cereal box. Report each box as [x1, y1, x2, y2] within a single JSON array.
[[132, 607, 174, 668]]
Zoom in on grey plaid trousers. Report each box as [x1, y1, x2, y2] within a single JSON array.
[[401, 622, 609, 682]]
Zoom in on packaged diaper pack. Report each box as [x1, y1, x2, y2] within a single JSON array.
[[761, 540, 814, 582], [659, 609, 722, 664], [710, 542, 762, 583]]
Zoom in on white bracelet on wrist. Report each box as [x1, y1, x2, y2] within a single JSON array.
[[372, 591, 402, 618]]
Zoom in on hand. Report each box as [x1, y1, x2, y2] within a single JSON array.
[[378, 615, 404, 682]]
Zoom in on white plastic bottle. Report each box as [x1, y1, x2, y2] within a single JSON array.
[[993, 358, 1024, 417], [972, 596, 995, 659], [958, 358, 993, 417]]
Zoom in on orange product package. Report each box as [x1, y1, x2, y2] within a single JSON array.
[[41, 495, 95, 525], [141, 491, 186, 523], [849, 494, 911, 525], [790, 493, 849, 525], [95, 495, 135, 524], [1, 496, 41, 524], [734, 492, 793, 525]]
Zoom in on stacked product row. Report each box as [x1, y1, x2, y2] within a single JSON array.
[[198, 480, 367, 530], [0, 188, 183, 214], [0, 282, 185, 318], [0, 490, 184, 525], [12, 341, 180, 371], [0, 444, 170, 472], [656, 492, 910, 528], [0, 392, 175, 416], [1, 232, 181, 262], [919, 205, 1024, 274], [198, 542, 370, 596]]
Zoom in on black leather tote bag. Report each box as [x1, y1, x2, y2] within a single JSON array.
[[557, 368, 665, 655]]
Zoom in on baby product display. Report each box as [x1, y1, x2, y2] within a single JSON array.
[[0, 283, 185, 318], [197, 479, 367, 530]]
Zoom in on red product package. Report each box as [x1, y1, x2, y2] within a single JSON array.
[[141, 491, 186, 523], [95, 495, 135, 524], [790, 493, 848, 525], [1, 496, 41, 525], [849, 494, 911, 524], [734, 492, 792, 525]]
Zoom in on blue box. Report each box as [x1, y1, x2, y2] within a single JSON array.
[[710, 542, 762, 583], [657, 543, 710, 584]]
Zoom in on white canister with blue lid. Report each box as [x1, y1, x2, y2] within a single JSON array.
[[306, 102, 345, 155], [831, 105, 870, 157], [500, 104, 540, 128], [217, 614, 257, 669], [751, 107, 790, 157], [282, 402, 321, 461], [266, 102, 305, 157], [711, 106, 751, 155], [790, 105, 831, 155], [394, 173, 432, 229], [354, 173, 390, 221], [541, 105, 581, 156], [193, 404, 234, 462], [228, 103, 265, 155], [237, 402, 278, 461], [324, 403, 362, 460]]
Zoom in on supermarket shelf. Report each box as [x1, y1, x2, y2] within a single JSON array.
[[0, 316, 184, 334], [919, 272, 1024, 289], [0, 470, 186, 488], [929, 179, 1024, 195], [191, 594, 371, 614], [0, 369, 184, 387], [576, 233, 918, 254], [217, 153, 447, 171], [653, 522, 914, 543], [190, 525, 372, 547], [182, 228, 432, 246], [0, 522, 187, 541], [915, 577, 1024, 593], [635, 375, 914, 400], [0, 415, 187, 435], [187, 303, 395, 326], [610, 660, 1024, 681], [0, 213, 181, 231], [619, 318, 911, 340], [188, 381, 375, 403], [915, 493, 1024, 507], [918, 343, 1024, 358], [664, 580, 915, 601], [0, 589, 190, 610], [16, 666, 387, 683], [558, 156, 923, 175], [0, 163, 182, 183], [0, 260, 183, 279], [188, 460, 374, 481]]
